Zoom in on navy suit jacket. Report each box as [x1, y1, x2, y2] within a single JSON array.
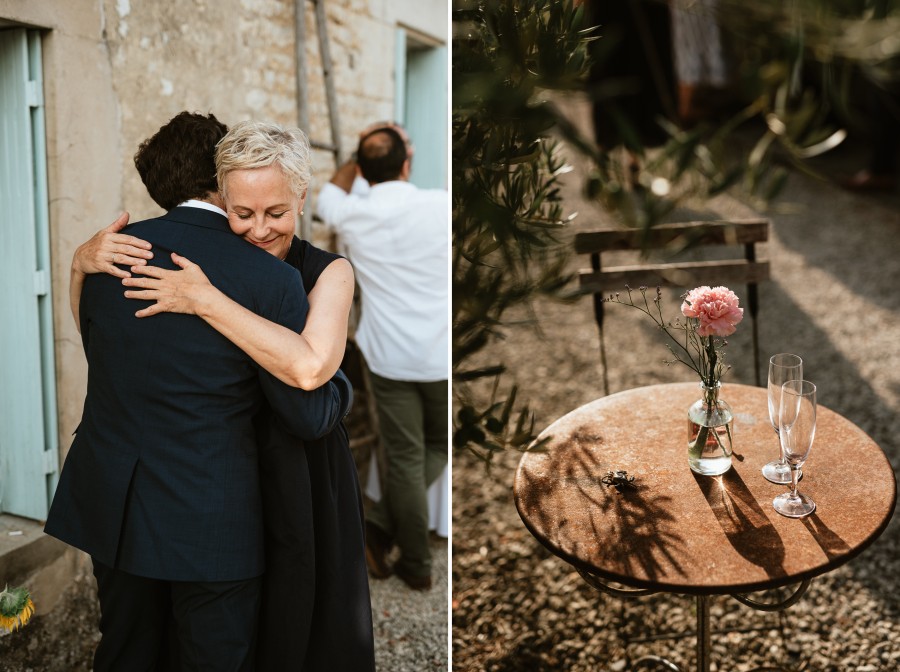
[[45, 206, 352, 582]]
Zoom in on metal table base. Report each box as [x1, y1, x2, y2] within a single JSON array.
[[576, 568, 811, 672]]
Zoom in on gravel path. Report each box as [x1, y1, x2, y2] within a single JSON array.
[[371, 534, 449, 671], [1, 529, 448, 671], [452, 97, 900, 671]]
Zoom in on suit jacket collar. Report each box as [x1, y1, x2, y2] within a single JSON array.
[[163, 206, 231, 233]]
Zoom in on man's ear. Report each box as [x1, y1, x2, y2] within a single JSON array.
[[209, 191, 226, 210], [401, 158, 411, 180]]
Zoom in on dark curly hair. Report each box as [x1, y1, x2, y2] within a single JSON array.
[[134, 111, 228, 210], [357, 127, 407, 184]]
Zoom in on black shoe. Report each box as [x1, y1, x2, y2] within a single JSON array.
[[364, 521, 393, 579], [394, 565, 432, 592]]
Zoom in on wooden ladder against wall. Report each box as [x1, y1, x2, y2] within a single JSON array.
[[293, 0, 382, 464], [294, 0, 343, 241]]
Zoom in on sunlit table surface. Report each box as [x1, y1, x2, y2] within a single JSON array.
[[515, 382, 896, 594], [514, 383, 896, 671]]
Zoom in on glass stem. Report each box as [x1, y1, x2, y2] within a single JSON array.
[[790, 466, 800, 499], [774, 428, 786, 466]]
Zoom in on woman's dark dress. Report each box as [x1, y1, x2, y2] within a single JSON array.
[[255, 237, 375, 671]]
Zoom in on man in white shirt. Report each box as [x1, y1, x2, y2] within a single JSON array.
[[316, 124, 448, 590]]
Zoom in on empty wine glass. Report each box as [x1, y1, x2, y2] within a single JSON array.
[[763, 353, 803, 484], [773, 379, 817, 518]]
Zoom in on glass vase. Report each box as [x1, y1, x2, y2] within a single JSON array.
[[687, 382, 733, 476]]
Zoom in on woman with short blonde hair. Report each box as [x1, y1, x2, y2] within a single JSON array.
[[70, 115, 376, 670], [215, 120, 312, 200]]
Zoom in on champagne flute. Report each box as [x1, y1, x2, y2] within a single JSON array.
[[773, 380, 817, 518], [762, 353, 803, 484]]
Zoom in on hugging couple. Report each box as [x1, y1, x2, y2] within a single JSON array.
[[44, 112, 376, 671]]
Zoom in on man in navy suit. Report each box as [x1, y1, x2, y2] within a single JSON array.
[[45, 112, 350, 671]]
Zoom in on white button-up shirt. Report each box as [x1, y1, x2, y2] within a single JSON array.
[[177, 199, 227, 217], [316, 179, 448, 382]]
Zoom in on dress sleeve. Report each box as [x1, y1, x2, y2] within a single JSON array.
[[286, 236, 345, 292]]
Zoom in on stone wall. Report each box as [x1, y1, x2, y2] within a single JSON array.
[[0, 0, 446, 461], [101, 0, 446, 220]]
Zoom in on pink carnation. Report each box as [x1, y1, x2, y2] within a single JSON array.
[[681, 286, 743, 337]]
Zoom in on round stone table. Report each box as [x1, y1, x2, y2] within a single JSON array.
[[514, 383, 896, 671]]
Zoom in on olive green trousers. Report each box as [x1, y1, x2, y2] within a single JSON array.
[[366, 373, 448, 577]]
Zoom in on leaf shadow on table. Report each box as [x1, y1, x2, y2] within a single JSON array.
[[517, 425, 687, 585], [694, 469, 788, 579]]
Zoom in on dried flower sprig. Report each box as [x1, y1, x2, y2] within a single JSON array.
[[603, 285, 743, 388], [605, 285, 743, 459], [0, 584, 35, 632]]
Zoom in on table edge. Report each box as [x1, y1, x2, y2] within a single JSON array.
[[513, 382, 898, 596]]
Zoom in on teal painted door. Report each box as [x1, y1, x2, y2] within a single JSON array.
[[397, 32, 448, 190], [0, 29, 59, 520]]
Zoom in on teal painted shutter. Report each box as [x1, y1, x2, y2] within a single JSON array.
[[394, 28, 407, 127], [403, 44, 448, 189], [0, 29, 59, 520]]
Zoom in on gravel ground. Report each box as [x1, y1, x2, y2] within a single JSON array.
[[452, 97, 900, 671], [0, 528, 448, 671], [370, 534, 449, 671]]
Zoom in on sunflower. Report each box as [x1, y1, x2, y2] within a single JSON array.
[[0, 585, 35, 632]]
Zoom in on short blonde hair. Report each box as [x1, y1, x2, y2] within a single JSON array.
[[215, 120, 312, 199]]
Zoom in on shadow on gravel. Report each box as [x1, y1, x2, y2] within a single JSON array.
[[758, 279, 900, 615], [483, 645, 557, 672], [773, 185, 900, 315], [759, 281, 897, 464]]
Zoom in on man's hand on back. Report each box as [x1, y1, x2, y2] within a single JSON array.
[[73, 212, 153, 280]]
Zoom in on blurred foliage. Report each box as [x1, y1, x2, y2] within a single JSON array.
[[714, 0, 900, 195], [452, 0, 900, 465], [453, 0, 588, 466], [719, 0, 900, 86]]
